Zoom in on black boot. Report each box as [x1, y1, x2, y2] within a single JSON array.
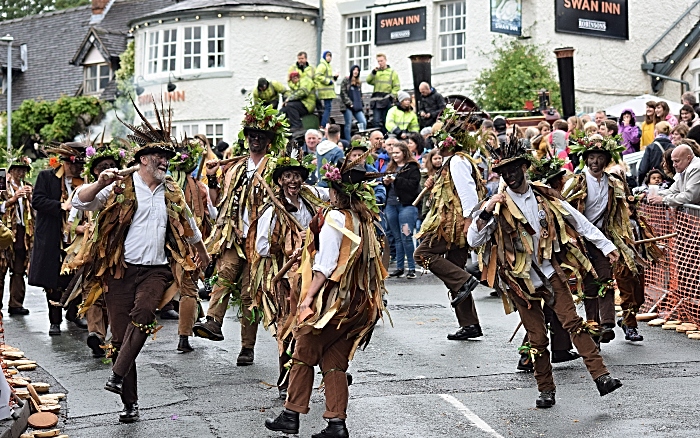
[[517, 353, 534, 372], [265, 409, 299, 434], [177, 335, 194, 353], [104, 372, 123, 395], [595, 374, 623, 396], [617, 319, 644, 341], [119, 403, 139, 423], [599, 323, 616, 343], [447, 324, 483, 340], [451, 276, 480, 307], [536, 391, 556, 408], [160, 309, 179, 320], [237, 347, 254, 366], [312, 419, 349, 438], [87, 332, 105, 358], [551, 350, 580, 363], [48, 324, 61, 336], [192, 316, 224, 341]]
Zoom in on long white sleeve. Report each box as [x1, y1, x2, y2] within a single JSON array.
[[255, 207, 276, 257], [450, 156, 479, 217], [311, 210, 346, 278], [467, 209, 496, 248], [71, 183, 114, 211]]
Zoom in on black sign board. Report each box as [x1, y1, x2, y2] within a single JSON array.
[[375, 7, 426, 46], [555, 0, 628, 40]]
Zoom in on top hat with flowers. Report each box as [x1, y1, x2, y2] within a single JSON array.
[[83, 133, 130, 180], [569, 131, 626, 167], [320, 149, 383, 214], [45, 142, 88, 168], [239, 99, 290, 156]]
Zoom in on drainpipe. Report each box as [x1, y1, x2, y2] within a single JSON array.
[[647, 71, 690, 93], [316, 0, 324, 63]]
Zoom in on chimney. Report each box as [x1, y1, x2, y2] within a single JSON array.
[[554, 47, 576, 119], [409, 54, 432, 117], [92, 0, 110, 15]]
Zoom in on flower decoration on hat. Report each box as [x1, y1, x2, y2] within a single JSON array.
[[527, 155, 568, 184], [170, 136, 205, 174], [269, 143, 316, 185], [320, 149, 384, 215], [82, 134, 130, 180], [568, 130, 626, 168], [238, 99, 290, 156], [44, 142, 89, 166]]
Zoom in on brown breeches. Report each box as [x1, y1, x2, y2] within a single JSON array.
[[583, 244, 615, 326]]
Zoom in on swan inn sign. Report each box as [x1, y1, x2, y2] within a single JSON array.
[[375, 7, 427, 46]]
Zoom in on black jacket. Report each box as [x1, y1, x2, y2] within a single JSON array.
[[388, 161, 421, 206], [29, 169, 68, 290], [418, 89, 446, 128], [637, 136, 674, 185]]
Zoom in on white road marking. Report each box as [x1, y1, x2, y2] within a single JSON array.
[[440, 394, 505, 438]]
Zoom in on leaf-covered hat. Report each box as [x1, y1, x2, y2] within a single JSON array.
[[117, 96, 177, 161], [528, 156, 567, 184], [0, 147, 32, 170], [171, 135, 205, 174], [270, 145, 315, 185], [320, 149, 383, 214], [569, 132, 625, 167], [432, 104, 486, 154], [239, 99, 290, 155], [83, 133, 129, 180], [488, 134, 532, 172]]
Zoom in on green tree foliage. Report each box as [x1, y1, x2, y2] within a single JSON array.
[[472, 39, 561, 112], [1, 96, 103, 150], [108, 39, 136, 139], [0, 0, 89, 21]]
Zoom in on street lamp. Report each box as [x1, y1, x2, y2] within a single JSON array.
[[1, 34, 13, 155]]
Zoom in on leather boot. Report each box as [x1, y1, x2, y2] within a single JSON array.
[[451, 276, 479, 307], [87, 332, 105, 358], [447, 324, 483, 340], [192, 316, 224, 341], [517, 353, 534, 372], [536, 391, 556, 408], [264, 409, 299, 434], [312, 419, 350, 438], [177, 335, 194, 353], [237, 347, 254, 366], [119, 403, 139, 423], [105, 372, 123, 395], [595, 374, 623, 396]]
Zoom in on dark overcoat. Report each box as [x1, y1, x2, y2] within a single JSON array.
[[29, 169, 66, 290]]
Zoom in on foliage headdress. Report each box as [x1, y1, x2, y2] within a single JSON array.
[[117, 95, 177, 161], [171, 135, 205, 174], [569, 131, 625, 167], [239, 99, 290, 155], [0, 147, 32, 171], [270, 142, 315, 186], [528, 155, 567, 184], [82, 133, 130, 180], [320, 149, 383, 214], [432, 104, 487, 155]]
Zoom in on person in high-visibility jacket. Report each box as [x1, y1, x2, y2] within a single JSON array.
[[281, 71, 316, 131], [288, 51, 315, 84], [385, 91, 419, 139], [315, 51, 338, 128], [367, 53, 401, 134], [253, 78, 288, 110]]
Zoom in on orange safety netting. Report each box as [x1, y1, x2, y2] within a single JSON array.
[[638, 203, 700, 325]]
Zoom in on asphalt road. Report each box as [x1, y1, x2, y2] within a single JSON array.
[[3, 273, 699, 438]]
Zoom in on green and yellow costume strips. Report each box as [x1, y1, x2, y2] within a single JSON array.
[[562, 172, 663, 274], [63, 174, 197, 313], [416, 152, 487, 248], [296, 208, 388, 360], [477, 183, 595, 312]]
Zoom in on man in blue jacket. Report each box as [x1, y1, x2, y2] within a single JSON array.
[[316, 124, 345, 187]]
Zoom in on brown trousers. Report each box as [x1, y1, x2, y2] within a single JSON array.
[[616, 264, 645, 328], [0, 224, 27, 308], [105, 264, 173, 404], [414, 235, 479, 326], [207, 247, 258, 348], [512, 273, 608, 392], [284, 321, 357, 420], [173, 263, 201, 336], [85, 294, 109, 338], [521, 304, 573, 352], [582, 244, 615, 326]]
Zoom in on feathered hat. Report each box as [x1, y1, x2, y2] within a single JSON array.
[[487, 133, 532, 172], [45, 142, 88, 165], [320, 149, 383, 214], [569, 131, 625, 167], [270, 142, 315, 185], [117, 96, 177, 161]]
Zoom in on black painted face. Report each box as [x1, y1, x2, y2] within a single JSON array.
[[586, 152, 609, 175], [247, 132, 271, 154], [499, 162, 526, 191], [279, 170, 304, 196]]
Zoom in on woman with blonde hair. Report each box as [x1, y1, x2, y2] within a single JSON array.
[[567, 116, 584, 133]]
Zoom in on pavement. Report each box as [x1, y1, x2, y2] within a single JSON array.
[[2, 273, 700, 438]]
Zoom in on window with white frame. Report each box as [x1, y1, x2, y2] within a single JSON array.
[[346, 14, 371, 72], [161, 29, 177, 72], [182, 124, 200, 137], [207, 25, 225, 68], [183, 26, 202, 70], [84, 63, 111, 94], [206, 123, 224, 146], [438, 1, 466, 63], [147, 31, 159, 74]]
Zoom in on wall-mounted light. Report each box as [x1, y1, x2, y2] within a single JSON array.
[[241, 15, 245, 20], [135, 25, 139, 29], [285, 16, 290, 20], [167, 72, 177, 92], [263, 55, 269, 63], [134, 75, 145, 95], [241, 88, 247, 95], [144, 22, 149, 26], [195, 15, 200, 20], [218, 13, 222, 18], [175, 17, 179, 22], [264, 16, 268, 20], [304, 18, 308, 23], [158, 20, 163, 24]]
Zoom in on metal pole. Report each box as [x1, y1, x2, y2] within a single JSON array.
[[316, 0, 323, 64], [7, 39, 12, 155]]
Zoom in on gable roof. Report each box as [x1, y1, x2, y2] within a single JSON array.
[[135, 0, 318, 24]]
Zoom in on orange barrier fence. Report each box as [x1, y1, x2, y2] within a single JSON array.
[[638, 203, 700, 325]]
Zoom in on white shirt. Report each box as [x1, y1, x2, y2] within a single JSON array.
[[256, 186, 330, 256], [450, 155, 480, 217], [584, 171, 608, 228], [467, 185, 616, 288], [1, 180, 25, 224], [312, 210, 346, 278], [72, 172, 202, 266]]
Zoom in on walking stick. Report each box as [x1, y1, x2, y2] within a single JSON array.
[[633, 233, 677, 245], [494, 179, 507, 216], [508, 320, 523, 343], [412, 185, 431, 207], [272, 254, 302, 284], [253, 172, 304, 230]]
